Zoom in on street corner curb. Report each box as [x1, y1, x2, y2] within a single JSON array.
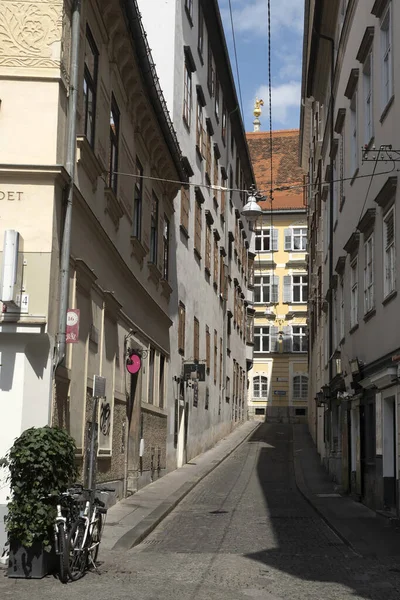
[[112, 420, 260, 551], [292, 446, 357, 555]]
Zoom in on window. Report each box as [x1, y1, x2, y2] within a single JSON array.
[[163, 216, 170, 280], [364, 234, 374, 313], [339, 278, 345, 341], [205, 222, 212, 272], [159, 355, 165, 409], [284, 274, 308, 303], [178, 303, 186, 354], [184, 0, 193, 22], [255, 228, 278, 252], [384, 207, 395, 296], [183, 63, 192, 127], [213, 154, 219, 202], [148, 348, 155, 404], [254, 326, 270, 353], [207, 39, 215, 96], [205, 129, 212, 179], [363, 49, 373, 143], [193, 317, 199, 362], [381, 3, 393, 109], [246, 312, 254, 344], [214, 330, 217, 384], [205, 325, 210, 371], [293, 375, 308, 399], [181, 186, 190, 233], [350, 258, 358, 328], [350, 90, 358, 175], [198, 4, 204, 56], [219, 337, 223, 386], [255, 408, 265, 416], [219, 254, 225, 297], [213, 236, 218, 286], [196, 101, 205, 155], [150, 192, 158, 264], [253, 375, 268, 399], [194, 200, 202, 256], [284, 227, 307, 251], [254, 274, 279, 304], [292, 326, 308, 352], [215, 77, 220, 121], [221, 174, 227, 215], [108, 95, 120, 193], [222, 101, 227, 144], [83, 27, 98, 148], [133, 158, 143, 239]]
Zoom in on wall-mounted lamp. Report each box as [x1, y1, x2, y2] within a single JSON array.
[[321, 384, 331, 401]]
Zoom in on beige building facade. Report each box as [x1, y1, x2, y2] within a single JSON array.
[[246, 130, 308, 422], [0, 0, 188, 549], [301, 0, 400, 514]]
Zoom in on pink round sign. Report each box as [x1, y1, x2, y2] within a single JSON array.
[[126, 352, 142, 374]]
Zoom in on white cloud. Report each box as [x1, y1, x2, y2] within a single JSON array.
[[220, 0, 304, 38], [254, 81, 301, 127]]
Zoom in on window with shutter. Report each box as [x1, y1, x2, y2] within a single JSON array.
[[272, 275, 279, 303], [292, 325, 307, 352], [193, 317, 199, 362], [205, 223, 211, 272], [205, 325, 210, 370], [213, 237, 219, 286], [272, 228, 279, 251], [205, 131, 212, 178], [270, 325, 279, 352], [284, 228, 292, 251], [283, 275, 293, 303], [293, 274, 308, 303], [196, 101, 204, 152], [283, 325, 292, 352], [194, 200, 202, 255], [181, 187, 190, 233], [178, 303, 186, 354], [384, 207, 395, 296], [363, 234, 374, 313], [213, 154, 219, 203], [254, 326, 270, 352]]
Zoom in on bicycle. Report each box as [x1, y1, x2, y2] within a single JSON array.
[[67, 485, 114, 580]]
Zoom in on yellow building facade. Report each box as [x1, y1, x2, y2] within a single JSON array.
[[247, 130, 308, 422]]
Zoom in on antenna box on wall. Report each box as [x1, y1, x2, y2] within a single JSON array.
[[0, 230, 23, 308]]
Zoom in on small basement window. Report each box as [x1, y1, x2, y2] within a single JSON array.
[[295, 408, 306, 416], [255, 408, 265, 415]]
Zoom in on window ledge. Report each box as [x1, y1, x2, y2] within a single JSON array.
[[382, 289, 397, 306], [147, 261, 162, 285], [160, 278, 173, 298], [363, 307, 376, 323], [105, 187, 123, 229], [130, 235, 147, 264], [180, 224, 189, 239], [76, 135, 104, 187], [194, 248, 202, 260], [380, 95, 395, 124]]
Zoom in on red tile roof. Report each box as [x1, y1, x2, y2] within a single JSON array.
[[246, 129, 305, 211]]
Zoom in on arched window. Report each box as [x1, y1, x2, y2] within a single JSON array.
[[253, 375, 268, 398], [293, 375, 308, 399]]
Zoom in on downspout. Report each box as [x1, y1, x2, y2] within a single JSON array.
[[55, 0, 82, 370]]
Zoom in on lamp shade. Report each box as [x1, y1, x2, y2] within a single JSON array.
[[241, 195, 262, 221]]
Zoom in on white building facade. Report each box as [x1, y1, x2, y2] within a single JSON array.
[[0, 0, 188, 548], [137, 0, 256, 468], [301, 0, 400, 514]]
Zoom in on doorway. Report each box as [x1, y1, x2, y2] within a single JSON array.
[[383, 395, 397, 511]]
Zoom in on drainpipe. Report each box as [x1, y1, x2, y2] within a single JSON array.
[[55, 0, 82, 370], [318, 31, 335, 447]]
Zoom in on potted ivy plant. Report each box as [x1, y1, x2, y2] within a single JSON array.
[[4, 426, 77, 579]]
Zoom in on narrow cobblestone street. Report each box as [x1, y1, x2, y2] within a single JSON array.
[[2, 423, 400, 599]]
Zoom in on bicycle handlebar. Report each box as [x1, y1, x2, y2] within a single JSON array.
[[97, 487, 115, 493]]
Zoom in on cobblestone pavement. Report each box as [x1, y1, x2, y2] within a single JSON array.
[[2, 423, 400, 599]]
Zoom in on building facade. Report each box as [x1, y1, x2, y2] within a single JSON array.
[[0, 0, 188, 549], [246, 130, 308, 422], [137, 0, 256, 468], [301, 0, 400, 514]]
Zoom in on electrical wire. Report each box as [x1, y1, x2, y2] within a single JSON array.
[[227, 0, 245, 119]]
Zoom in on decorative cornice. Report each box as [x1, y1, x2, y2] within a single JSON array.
[[374, 176, 397, 210], [371, 0, 389, 18], [344, 68, 359, 99], [104, 290, 123, 321], [343, 231, 360, 255], [356, 27, 374, 63], [335, 256, 346, 275], [105, 188, 123, 229], [75, 259, 98, 296], [357, 208, 376, 234]]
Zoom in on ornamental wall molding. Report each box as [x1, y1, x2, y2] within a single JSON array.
[[0, 1, 63, 69]]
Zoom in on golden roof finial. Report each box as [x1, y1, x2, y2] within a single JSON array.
[[253, 97, 264, 119]]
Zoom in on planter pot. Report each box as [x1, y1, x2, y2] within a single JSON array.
[[8, 539, 57, 579]]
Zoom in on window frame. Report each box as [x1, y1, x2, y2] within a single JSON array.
[[253, 375, 268, 399], [292, 325, 308, 353], [254, 326, 270, 353], [255, 227, 278, 252], [132, 157, 143, 239], [178, 302, 186, 354], [284, 226, 307, 252], [381, 3, 393, 111], [363, 233, 374, 314], [292, 274, 309, 304], [193, 316, 200, 362], [293, 375, 308, 400], [150, 191, 159, 264], [350, 257, 358, 328], [254, 274, 279, 304], [350, 89, 358, 176], [363, 49, 373, 144], [183, 62, 192, 128], [83, 26, 98, 149], [163, 215, 170, 280], [383, 206, 395, 297], [198, 4, 204, 57], [108, 94, 120, 194]]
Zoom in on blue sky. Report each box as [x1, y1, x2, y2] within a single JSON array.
[[219, 0, 304, 133]]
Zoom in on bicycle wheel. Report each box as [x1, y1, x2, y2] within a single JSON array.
[[87, 516, 102, 568], [67, 519, 88, 581], [57, 522, 69, 584]]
